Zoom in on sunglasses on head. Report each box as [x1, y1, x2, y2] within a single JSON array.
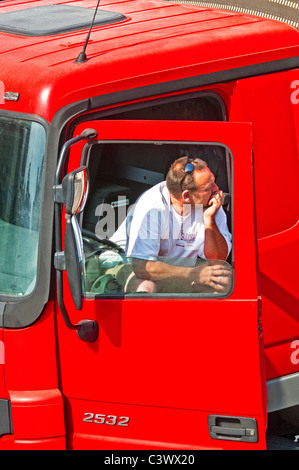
[[180, 157, 196, 191], [184, 157, 195, 174]]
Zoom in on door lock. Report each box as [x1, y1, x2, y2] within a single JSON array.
[[208, 415, 258, 443]]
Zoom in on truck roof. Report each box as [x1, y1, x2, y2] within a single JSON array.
[[0, 0, 298, 120]]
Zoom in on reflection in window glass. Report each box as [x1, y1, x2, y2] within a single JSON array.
[[0, 116, 46, 296]]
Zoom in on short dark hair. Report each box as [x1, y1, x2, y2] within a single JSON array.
[[166, 156, 207, 199]]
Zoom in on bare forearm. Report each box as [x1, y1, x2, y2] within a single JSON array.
[[132, 257, 232, 293], [204, 216, 228, 260], [132, 258, 190, 281]]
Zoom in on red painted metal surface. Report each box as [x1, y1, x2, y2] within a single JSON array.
[[9, 389, 65, 440], [229, 69, 299, 380], [1, 303, 66, 449], [0, 435, 66, 450], [0, 329, 5, 399], [3, 303, 59, 391], [0, 0, 298, 121], [54, 120, 267, 449], [0, 0, 298, 451]]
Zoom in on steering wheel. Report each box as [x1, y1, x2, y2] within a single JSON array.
[[82, 228, 127, 295], [82, 228, 125, 255]]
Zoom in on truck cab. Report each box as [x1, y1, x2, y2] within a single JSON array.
[[0, 0, 299, 450]]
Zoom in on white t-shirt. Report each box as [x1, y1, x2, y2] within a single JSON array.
[[111, 182, 232, 267]]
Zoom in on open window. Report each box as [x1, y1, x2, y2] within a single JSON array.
[[79, 128, 233, 298]]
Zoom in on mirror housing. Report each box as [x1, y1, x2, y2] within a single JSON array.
[[62, 166, 89, 215], [64, 214, 84, 310]]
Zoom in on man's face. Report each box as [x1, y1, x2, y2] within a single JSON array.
[[190, 167, 219, 208]]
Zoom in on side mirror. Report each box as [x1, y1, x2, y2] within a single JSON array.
[[62, 167, 88, 310], [53, 130, 99, 343]]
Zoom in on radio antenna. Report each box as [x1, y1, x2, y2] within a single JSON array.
[[75, 0, 101, 64]]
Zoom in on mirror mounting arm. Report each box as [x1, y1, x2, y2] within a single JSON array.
[[55, 254, 99, 343], [54, 128, 98, 189]]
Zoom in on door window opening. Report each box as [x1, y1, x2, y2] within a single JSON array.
[[82, 140, 233, 298]]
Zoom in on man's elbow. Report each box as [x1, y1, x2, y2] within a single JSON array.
[[204, 245, 229, 261], [132, 259, 152, 280]]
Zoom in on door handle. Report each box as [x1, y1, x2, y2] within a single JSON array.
[[208, 415, 258, 443], [210, 425, 246, 437]]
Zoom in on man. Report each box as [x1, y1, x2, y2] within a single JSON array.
[[111, 156, 232, 294]]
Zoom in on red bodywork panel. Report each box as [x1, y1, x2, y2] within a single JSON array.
[[0, 0, 298, 451], [0, 303, 66, 449], [0, 0, 298, 121], [53, 120, 267, 449], [229, 69, 299, 380]]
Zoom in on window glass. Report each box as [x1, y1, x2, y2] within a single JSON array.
[[0, 116, 46, 296], [108, 96, 224, 121], [82, 141, 233, 297]]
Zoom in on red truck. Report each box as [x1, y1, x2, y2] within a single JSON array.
[[0, 0, 299, 451]]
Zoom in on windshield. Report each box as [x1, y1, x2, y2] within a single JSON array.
[[0, 116, 46, 296]]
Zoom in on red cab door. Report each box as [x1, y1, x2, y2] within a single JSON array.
[[55, 120, 267, 450]]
